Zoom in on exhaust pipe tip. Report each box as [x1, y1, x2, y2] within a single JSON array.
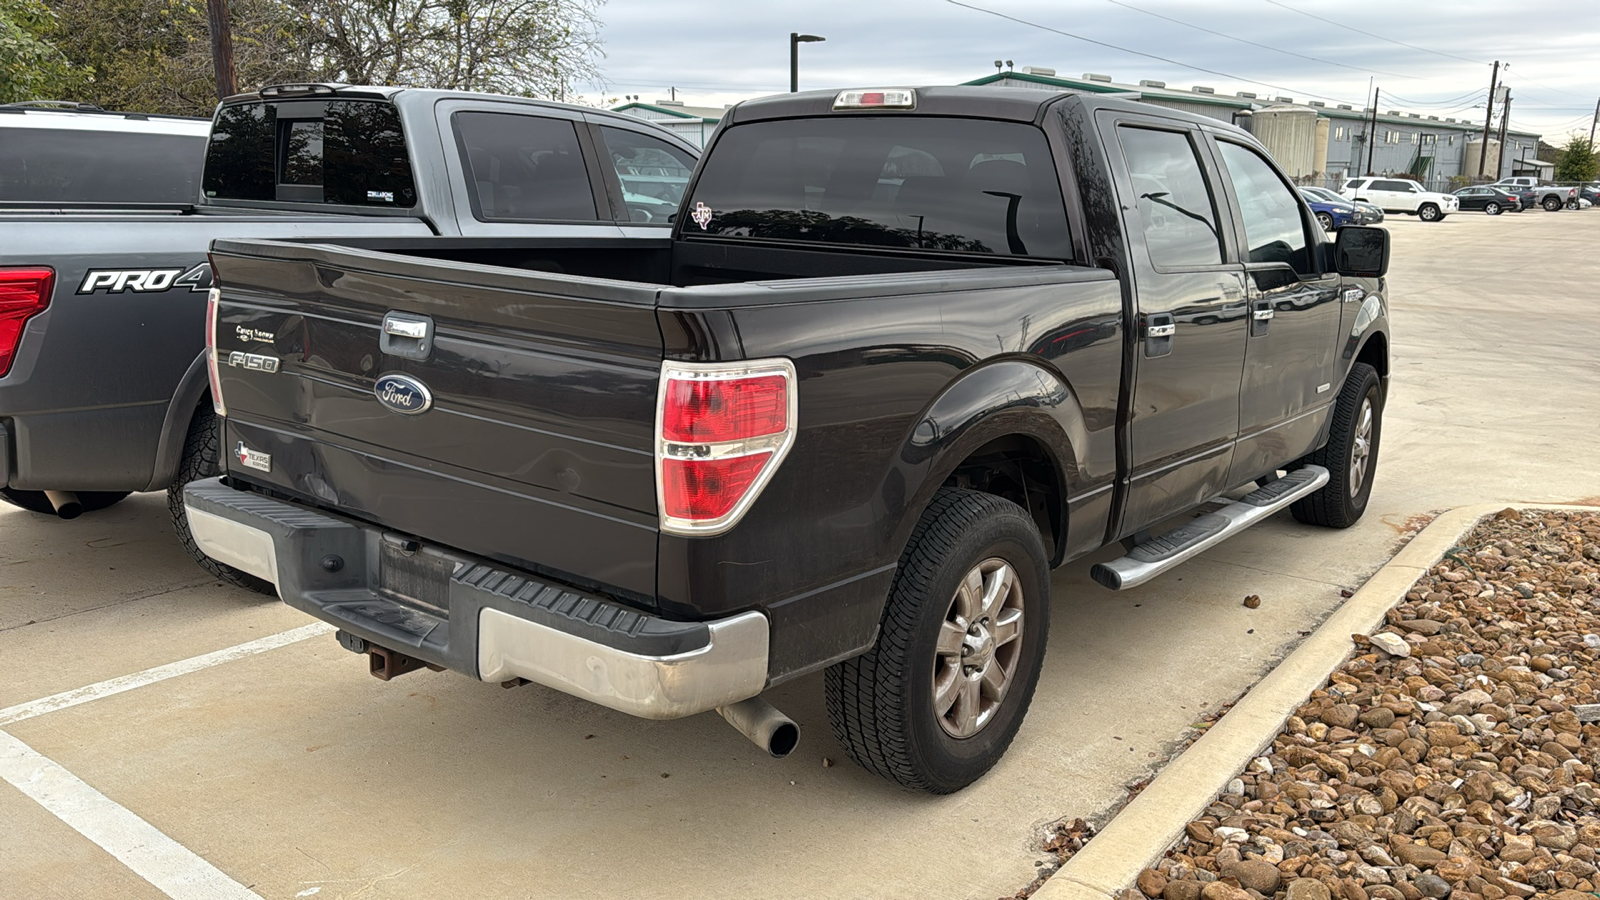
[[43, 490, 82, 520], [716, 696, 800, 758]]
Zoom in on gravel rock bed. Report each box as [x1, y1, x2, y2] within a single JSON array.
[[1138, 509, 1600, 900]]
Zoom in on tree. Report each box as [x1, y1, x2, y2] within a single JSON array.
[[299, 0, 603, 100], [1554, 135, 1599, 184], [45, 0, 312, 114], [41, 0, 604, 116], [0, 0, 80, 103]]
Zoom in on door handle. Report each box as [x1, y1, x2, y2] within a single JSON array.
[[1145, 312, 1175, 358], [1250, 299, 1273, 337]]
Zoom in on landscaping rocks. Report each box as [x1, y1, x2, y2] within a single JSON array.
[[1133, 510, 1600, 900]]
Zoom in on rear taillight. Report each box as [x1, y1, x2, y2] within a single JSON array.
[[205, 287, 226, 416], [0, 267, 53, 378], [656, 359, 797, 535]]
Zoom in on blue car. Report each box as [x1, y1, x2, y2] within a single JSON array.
[[1298, 187, 1366, 230]]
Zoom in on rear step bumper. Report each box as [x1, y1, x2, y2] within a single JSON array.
[[183, 477, 769, 719], [1090, 465, 1331, 590]]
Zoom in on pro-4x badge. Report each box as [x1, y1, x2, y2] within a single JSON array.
[[234, 442, 272, 473], [690, 201, 713, 230]]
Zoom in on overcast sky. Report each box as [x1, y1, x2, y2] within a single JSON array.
[[577, 0, 1599, 141]]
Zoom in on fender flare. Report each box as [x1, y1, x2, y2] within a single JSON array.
[[884, 358, 1091, 566], [144, 350, 210, 491]]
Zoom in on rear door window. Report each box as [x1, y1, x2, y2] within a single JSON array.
[[598, 126, 695, 224], [0, 127, 204, 203], [685, 116, 1072, 259], [203, 100, 417, 207], [454, 112, 597, 222], [1115, 125, 1223, 268]]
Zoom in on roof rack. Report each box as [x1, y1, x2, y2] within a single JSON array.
[[0, 101, 208, 121], [0, 100, 104, 110]]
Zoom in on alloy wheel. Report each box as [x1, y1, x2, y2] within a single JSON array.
[[1349, 396, 1374, 499], [933, 557, 1025, 738]]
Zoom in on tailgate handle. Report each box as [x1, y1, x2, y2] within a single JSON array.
[[381, 312, 434, 361]]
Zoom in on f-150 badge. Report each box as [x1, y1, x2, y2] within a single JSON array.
[[691, 201, 713, 230], [77, 263, 213, 294], [234, 442, 272, 472], [227, 351, 279, 373], [374, 373, 433, 415]]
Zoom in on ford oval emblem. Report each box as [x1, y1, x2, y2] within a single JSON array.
[[374, 373, 433, 415]]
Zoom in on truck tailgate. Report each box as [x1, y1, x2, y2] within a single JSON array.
[[208, 240, 664, 601]]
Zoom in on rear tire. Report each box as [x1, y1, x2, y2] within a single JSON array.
[[1291, 363, 1383, 529], [1418, 203, 1441, 222], [1543, 196, 1562, 212], [166, 406, 275, 595], [1484, 202, 1502, 216], [825, 489, 1049, 793], [0, 489, 130, 516]]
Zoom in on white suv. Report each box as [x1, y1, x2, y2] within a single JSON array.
[[1340, 177, 1459, 222]]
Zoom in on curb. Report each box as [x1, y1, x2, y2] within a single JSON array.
[[1033, 502, 1600, 900]]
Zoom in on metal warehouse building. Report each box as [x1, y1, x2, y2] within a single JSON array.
[[967, 69, 1543, 189], [611, 101, 725, 147]]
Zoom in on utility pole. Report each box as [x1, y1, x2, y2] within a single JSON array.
[[1589, 95, 1598, 147], [206, 0, 237, 100], [1495, 90, 1511, 179], [1365, 87, 1379, 175], [1478, 60, 1499, 179]]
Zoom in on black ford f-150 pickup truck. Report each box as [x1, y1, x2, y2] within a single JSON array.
[[185, 86, 1392, 792], [0, 84, 697, 590]]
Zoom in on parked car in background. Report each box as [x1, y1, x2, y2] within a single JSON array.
[[1301, 186, 1382, 225], [0, 101, 208, 207], [1340, 177, 1459, 221], [1487, 178, 1574, 212], [1298, 187, 1363, 230], [0, 85, 699, 591], [1451, 186, 1521, 215]]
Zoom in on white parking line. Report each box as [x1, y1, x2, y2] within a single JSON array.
[[0, 729, 262, 899], [0, 622, 335, 727]]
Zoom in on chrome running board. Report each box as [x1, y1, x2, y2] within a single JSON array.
[[1090, 465, 1331, 590]]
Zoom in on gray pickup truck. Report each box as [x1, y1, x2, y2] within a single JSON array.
[[0, 84, 697, 589], [187, 86, 1392, 791]]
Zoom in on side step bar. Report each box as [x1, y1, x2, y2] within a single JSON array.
[[1089, 465, 1330, 590]]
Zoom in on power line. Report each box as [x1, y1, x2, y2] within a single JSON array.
[[945, 0, 1363, 107], [1261, 0, 1489, 67], [1380, 89, 1488, 108], [1102, 0, 1416, 80], [1501, 64, 1594, 102]]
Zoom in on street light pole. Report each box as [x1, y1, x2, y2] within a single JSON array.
[[790, 33, 826, 93]]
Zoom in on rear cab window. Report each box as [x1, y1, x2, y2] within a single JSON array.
[[202, 99, 418, 209], [1, 125, 204, 203], [684, 116, 1073, 260]]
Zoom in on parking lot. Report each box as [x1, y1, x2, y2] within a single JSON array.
[[4, 210, 1599, 900]]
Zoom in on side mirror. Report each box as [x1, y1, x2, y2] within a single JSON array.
[[1334, 226, 1389, 278]]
